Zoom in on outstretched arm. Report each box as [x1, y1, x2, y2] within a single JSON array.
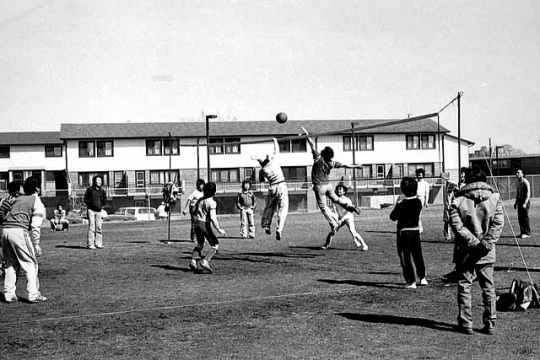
[[301, 127, 317, 152]]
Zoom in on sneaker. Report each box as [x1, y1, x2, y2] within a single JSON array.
[[458, 326, 474, 335], [520, 234, 531, 239], [419, 278, 429, 286], [405, 282, 417, 289], [321, 244, 330, 250], [275, 231, 282, 241], [264, 227, 271, 235], [29, 294, 48, 303], [188, 260, 198, 271], [87, 245, 96, 250], [4, 295, 18, 303], [248, 235, 255, 239], [359, 245, 369, 251], [200, 259, 213, 273], [481, 325, 494, 335], [95, 245, 104, 249]]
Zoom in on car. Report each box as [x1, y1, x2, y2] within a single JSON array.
[[108, 207, 156, 222]]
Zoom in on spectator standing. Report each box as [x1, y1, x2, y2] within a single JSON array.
[[450, 166, 504, 335], [514, 169, 531, 238], [415, 168, 429, 233], [84, 175, 107, 250], [236, 180, 256, 238]]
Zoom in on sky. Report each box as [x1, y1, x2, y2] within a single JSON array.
[[1, 0, 539, 153]]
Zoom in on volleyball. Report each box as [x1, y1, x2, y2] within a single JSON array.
[[276, 112, 288, 124]]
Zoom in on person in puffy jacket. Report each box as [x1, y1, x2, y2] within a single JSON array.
[[450, 166, 504, 335], [84, 175, 107, 250]]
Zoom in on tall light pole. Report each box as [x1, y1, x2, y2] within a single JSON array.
[[205, 114, 217, 181]]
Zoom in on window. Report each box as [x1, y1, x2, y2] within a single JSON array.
[[281, 166, 307, 182], [0, 172, 8, 191], [376, 164, 385, 178], [211, 168, 239, 183], [244, 168, 254, 181], [406, 135, 420, 150], [279, 139, 307, 153], [78, 172, 109, 187], [343, 136, 374, 151], [164, 139, 179, 155], [357, 165, 372, 179], [146, 140, 162, 156], [493, 160, 510, 169], [421, 135, 436, 149], [407, 134, 436, 150], [209, 138, 241, 154], [97, 141, 113, 157], [135, 171, 145, 192], [79, 141, 95, 157], [0, 146, 9, 158], [45, 145, 62, 157], [408, 163, 434, 177], [149, 170, 179, 185]]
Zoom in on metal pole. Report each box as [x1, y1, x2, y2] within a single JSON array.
[[457, 92, 462, 174], [351, 122, 358, 206], [167, 132, 172, 242], [205, 115, 217, 181]]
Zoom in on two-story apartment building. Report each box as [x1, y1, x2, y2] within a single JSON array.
[[0, 116, 473, 212]]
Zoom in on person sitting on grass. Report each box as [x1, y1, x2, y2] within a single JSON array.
[[188, 182, 226, 273], [321, 183, 368, 251], [390, 176, 428, 290], [50, 203, 69, 231]]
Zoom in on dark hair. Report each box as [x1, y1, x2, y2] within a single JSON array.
[[56, 203, 64, 210], [92, 175, 103, 186], [321, 147, 334, 161], [465, 166, 486, 184], [335, 184, 348, 194], [241, 180, 251, 190], [7, 181, 21, 197], [203, 182, 217, 198], [415, 168, 425, 177], [400, 177, 418, 197], [23, 177, 40, 195], [196, 179, 205, 188]]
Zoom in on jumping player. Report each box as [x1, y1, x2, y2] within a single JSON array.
[[302, 127, 361, 234], [321, 183, 368, 251], [188, 182, 226, 273], [183, 179, 205, 242], [252, 138, 289, 241]]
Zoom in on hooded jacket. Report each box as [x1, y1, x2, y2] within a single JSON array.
[[450, 181, 504, 265], [84, 176, 107, 212]]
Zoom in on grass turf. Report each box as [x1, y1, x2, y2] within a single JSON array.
[[1, 199, 540, 359]]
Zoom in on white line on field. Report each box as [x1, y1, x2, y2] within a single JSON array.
[[2, 288, 353, 326]]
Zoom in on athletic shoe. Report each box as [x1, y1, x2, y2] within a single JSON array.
[[458, 326, 474, 335], [200, 259, 213, 273], [4, 295, 18, 303], [87, 245, 96, 250], [520, 234, 531, 239], [419, 278, 429, 286], [249, 235, 255, 239], [480, 325, 494, 335], [188, 260, 197, 271], [321, 244, 330, 250], [275, 231, 282, 241], [359, 245, 369, 251], [29, 294, 48, 303], [95, 245, 104, 249], [405, 282, 417, 289], [264, 227, 271, 235]]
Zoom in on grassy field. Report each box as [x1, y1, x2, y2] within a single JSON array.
[[1, 199, 540, 359]]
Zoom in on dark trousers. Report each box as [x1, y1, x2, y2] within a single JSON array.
[[517, 202, 530, 236], [397, 230, 426, 284]]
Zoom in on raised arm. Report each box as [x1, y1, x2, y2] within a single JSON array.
[[301, 127, 316, 152]]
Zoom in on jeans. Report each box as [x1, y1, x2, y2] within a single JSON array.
[[87, 208, 103, 247], [240, 207, 255, 237], [517, 201, 530, 236], [261, 182, 289, 233], [457, 263, 496, 329], [396, 230, 426, 284]]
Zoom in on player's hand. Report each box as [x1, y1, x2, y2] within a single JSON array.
[[218, 229, 226, 236], [523, 203, 527, 209], [301, 127, 309, 135], [182, 210, 187, 216], [34, 244, 42, 257]]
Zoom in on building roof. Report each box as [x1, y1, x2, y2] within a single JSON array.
[[60, 116, 449, 140], [0, 131, 62, 145]]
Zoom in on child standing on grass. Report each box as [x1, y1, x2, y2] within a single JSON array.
[[189, 182, 226, 273], [321, 184, 368, 251], [390, 177, 428, 289], [183, 179, 205, 242], [236, 180, 256, 238]]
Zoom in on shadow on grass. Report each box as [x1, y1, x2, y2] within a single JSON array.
[[495, 266, 540, 272], [151, 264, 192, 272], [290, 246, 331, 251], [157, 239, 195, 244], [366, 271, 401, 275], [223, 252, 320, 261], [318, 279, 401, 289], [364, 230, 396, 234], [55, 245, 87, 249], [495, 242, 540, 248], [337, 313, 456, 333]]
